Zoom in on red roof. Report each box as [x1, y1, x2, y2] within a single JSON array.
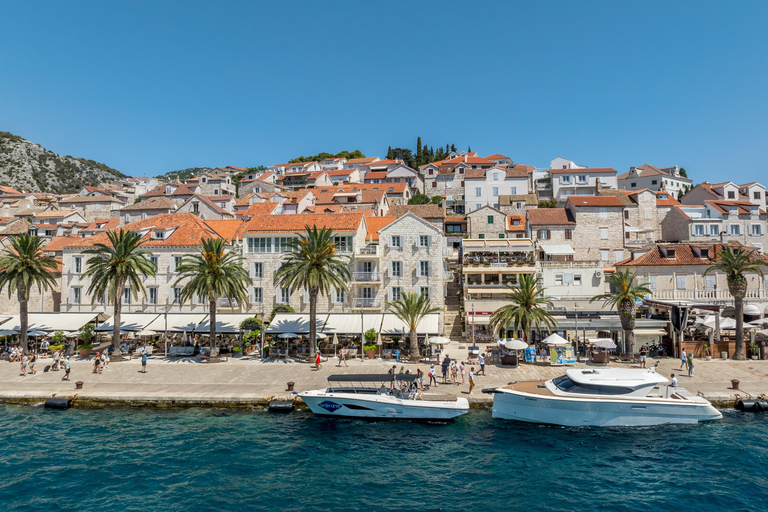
[[527, 208, 576, 226], [365, 216, 396, 241], [238, 212, 365, 235], [616, 243, 767, 266]]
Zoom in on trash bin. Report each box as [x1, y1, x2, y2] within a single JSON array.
[[721, 351, 728, 360], [731, 379, 739, 390]]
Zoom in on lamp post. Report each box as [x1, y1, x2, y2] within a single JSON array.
[[574, 305, 580, 363]]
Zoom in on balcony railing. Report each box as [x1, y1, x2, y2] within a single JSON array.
[[356, 245, 379, 256], [651, 289, 767, 301], [353, 271, 381, 282], [352, 298, 380, 308], [537, 260, 601, 269]]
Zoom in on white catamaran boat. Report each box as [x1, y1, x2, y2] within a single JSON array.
[[484, 368, 722, 426], [298, 374, 470, 420]]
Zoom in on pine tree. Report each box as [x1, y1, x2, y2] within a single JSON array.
[[387, 146, 393, 160], [468, 145, 471, 153], [416, 137, 423, 167], [451, 144, 457, 153], [445, 143, 450, 155]]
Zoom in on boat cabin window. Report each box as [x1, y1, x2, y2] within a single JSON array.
[[552, 376, 634, 396]]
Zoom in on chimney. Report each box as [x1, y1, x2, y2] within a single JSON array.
[[630, 166, 637, 174], [464, 155, 467, 163]]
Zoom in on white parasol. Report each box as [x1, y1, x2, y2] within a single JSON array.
[[589, 338, 617, 349], [430, 336, 451, 345], [542, 333, 569, 346], [137, 329, 157, 337], [502, 338, 528, 350], [278, 333, 298, 339]]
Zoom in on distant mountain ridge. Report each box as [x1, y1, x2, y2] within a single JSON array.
[[154, 167, 215, 182], [0, 131, 126, 194]]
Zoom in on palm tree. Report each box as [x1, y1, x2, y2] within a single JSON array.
[[174, 237, 250, 356], [489, 274, 558, 343], [0, 234, 58, 354], [590, 269, 651, 355], [705, 246, 767, 360], [274, 226, 351, 358], [83, 229, 156, 349], [387, 292, 440, 358]]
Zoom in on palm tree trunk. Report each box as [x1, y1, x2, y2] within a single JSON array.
[[209, 297, 217, 357], [309, 289, 318, 359], [410, 327, 420, 358], [112, 283, 124, 349], [734, 295, 745, 360], [624, 329, 632, 357], [18, 285, 29, 355]]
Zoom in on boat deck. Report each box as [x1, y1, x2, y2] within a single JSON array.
[[502, 381, 554, 396], [419, 394, 458, 402], [502, 381, 696, 402]]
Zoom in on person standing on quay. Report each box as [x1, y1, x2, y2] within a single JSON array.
[[63, 356, 71, 381], [639, 345, 648, 369], [687, 352, 694, 377], [20, 353, 29, 376], [315, 351, 322, 371], [428, 364, 437, 387], [680, 348, 687, 370], [141, 350, 147, 373], [337, 346, 347, 367], [460, 361, 466, 385], [468, 367, 476, 394], [478, 353, 486, 375], [28, 354, 37, 375]]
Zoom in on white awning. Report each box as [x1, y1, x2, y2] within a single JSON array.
[[145, 314, 208, 333], [195, 314, 257, 334], [540, 244, 575, 256], [322, 314, 384, 335], [379, 313, 439, 335], [466, 312, 492, 325], [96, 313, 160, 332], [266, 313, 327, 334], [0, 313, 98, 333], [633, 328, 667, 336]]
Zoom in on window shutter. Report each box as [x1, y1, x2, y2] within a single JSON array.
[[303, 290, 310, 303], [249, 262, 255, 279]]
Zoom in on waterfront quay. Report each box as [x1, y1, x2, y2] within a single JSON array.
[[1, 354, 766, 409]]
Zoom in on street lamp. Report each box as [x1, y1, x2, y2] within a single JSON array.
[[574, 305, 580, 363]]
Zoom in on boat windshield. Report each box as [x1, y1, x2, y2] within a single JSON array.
[[552, 375, 634, 396]]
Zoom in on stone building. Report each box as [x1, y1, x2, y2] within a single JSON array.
[[565, 196, 626, 266], [498, 194, 538, 215], [119, 196, 177, 224], [57, 195, 125, 222], [176, 194, 235, 220], [466, 206, 509, 239]]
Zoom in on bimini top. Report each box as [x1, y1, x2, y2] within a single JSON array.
[[328, 374, 418, 383], [565, 368, 668, 388]]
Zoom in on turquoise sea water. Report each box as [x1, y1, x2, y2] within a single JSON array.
[[0, 406, 766, 512]]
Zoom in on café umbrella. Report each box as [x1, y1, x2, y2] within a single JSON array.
[[332, 332, 339, 358], [501, 339, 528, 351], [542, 333, 570, 346]]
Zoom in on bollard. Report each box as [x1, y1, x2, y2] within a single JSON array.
[[75, 381, 84, 390], [287, 381, 295, 392], [731, 379, 739, 390]]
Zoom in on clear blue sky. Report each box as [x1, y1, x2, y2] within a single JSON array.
[[1, 1, 766, 182]]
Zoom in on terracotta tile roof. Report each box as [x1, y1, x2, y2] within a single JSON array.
[[616, 243, 767, 267], [704, 200, 763, 215], [550, 167, 617, 175], [346, 157, 379, 164], [235, 194, 255, 207], [485, 154, 511, 160], [205, 219, 243, 240], [238, 212, 365, 236], [0, 218, 32, 235], [241, 201, 280, 217], [326, 169, 356, 176], [567, 196, 626, 207], [120, 196, 178, 211], [527, 208, 576, 226], [498, 194, 538, 206], [59, 195, 124, 204], [83, 218, 120, 233], [366, 159, 399, 166], [445, 215, 466, 223], [363, 171, 388, 180], [65, 214, 233, 248], [388, 204, 445, 220], [443, 156, 494, 166], [365, 216, 396, 241], [180, 194, 233, 216], [506, 215, 526, 231], [654, 191, 680, 206], [0, 186, 22, 195], [44, 236, 82, 252], [33, 210, 76, 218]]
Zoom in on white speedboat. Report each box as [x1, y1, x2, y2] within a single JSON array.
[[298, 374, 469, 421], [484, 368, 722, 426]]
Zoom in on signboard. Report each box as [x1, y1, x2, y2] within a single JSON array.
[[490, 263, 506, 267], [524, 346, 537, 363], [564, 346, 576, 365], [550, 348, 564, 366]]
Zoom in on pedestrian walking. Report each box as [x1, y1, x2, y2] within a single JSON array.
[[687, 352, 694, 377], [639, 345, 648, 368], [20, 354, 29, 376], [29, 354, 36, 375], [399, 366, 405, 374], [468, 367, 476, 394], [40, 339, 49, 358], [478, 353, 486, 375], [451, 361, 459, 385], [441, 356, 450, 384], [460, 361, 466, 384], [337, 346, 348, 367], [63, 356, 71, 381], [315, 351, 322, 371], [93, 352, 102, 374], [680, 348, 687, 370], [103, 350, 110, 370], [141, 350, 147, 373], [52, 350, 60, 371], [428, 364, 437, 387]]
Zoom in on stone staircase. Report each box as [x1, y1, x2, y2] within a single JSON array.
[[443, 278, 464, 342]]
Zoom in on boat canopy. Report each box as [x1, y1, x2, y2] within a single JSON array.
[[566, 368, 668, 387], [327, 374, 418, 383]]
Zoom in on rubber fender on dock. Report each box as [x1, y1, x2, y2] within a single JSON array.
[[44, 398, 72, 410], [268, 400, 295, 413], [735, 399, 768, 412], [481, 388, 501, 394]]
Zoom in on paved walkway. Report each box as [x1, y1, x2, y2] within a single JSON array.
[[1, 353, 767, 407]]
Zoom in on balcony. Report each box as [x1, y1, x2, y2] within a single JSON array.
[[651, 289, 767, 302], [356, 245, 379, 257], [352, 298, 381, 309], [353, 271, 382, 282], [444, 271, 455, 282], [538, 260, 601, 269]]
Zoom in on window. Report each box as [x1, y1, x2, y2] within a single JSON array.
[[171, 255, 183, 272], [73, 256, 82, 274], [705, 275, 716, 290], [498, 233, 505, 239], [730, 224, 741, 236], [165, 186, 173, 195], [631, 182, 637, 188], [614, 250, 624, 261], [478, 234, 485, 239], [334, 289, 347, 304], [475, 203, 482, 210], [148, 287, 158, 305], [419, 235, 430, 247], [475, 187, 482, 197], [71, 287, 81, 304], [493, 172, 499, 180], [538, 229, 549, 240], [727, 191, 736, 199], [493, 187, 499, 197], [247, 237, 271, 253], [751, 224, 762, 235], [577, 175, 587, 184], [390, 261, 402, 278], [252, 262, 263, 279], [332, 236, 352, 252], [600, 250, 609, 261], [694, 225, 704, 236], [600, 228, 608, 240], [623, 210, 629, 220], [487, 215, 494, 224], [276, 237, 296, 253], [390, 287, 402, 301], [420, 286, 429, 299], [651, 180, 657, 185], [754, 191, 762, 200], [431, 182, 437, 188], [253, 287, 263, 304], [649, 275, 657, 290], [150, 256, 159, 270], [599, 208, 607, 219], [676, 275, 687, 290], [574, 274, 582, 285], [564, 229, 573, 240], [173, 287, 182, 304], [510, 187, 517, 195], [279, 288, 290, 304], [419, 261, 430, 277], [192, 202, 199, 213], [123, 287, 131, 305], [561, 176, 571, 184], [710, 224, 719, 236], [390, 235, 402, 248], [555, 274, 563, 286]]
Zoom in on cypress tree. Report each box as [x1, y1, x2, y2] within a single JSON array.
[[387, 146, 393, 160], [416, 137, 423, 167], [451, 143, 457, 153]]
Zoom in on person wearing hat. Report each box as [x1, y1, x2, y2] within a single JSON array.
[[63, 356, 71, 381]]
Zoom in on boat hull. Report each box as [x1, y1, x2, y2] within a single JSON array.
[[492, 389, 722, 426], [299, 390, 469, 420]]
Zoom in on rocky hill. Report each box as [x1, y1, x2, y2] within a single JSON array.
[[155, 167, 215, 182], [0, 131, 126, 194]]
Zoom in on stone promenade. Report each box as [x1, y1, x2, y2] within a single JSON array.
[[1, 353, 767, 408]]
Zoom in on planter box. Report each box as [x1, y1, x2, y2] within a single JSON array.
[[78, 349, 92, 359], [364, 350, 377, 359]]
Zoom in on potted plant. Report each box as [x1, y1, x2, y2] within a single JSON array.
[[702, 343, 712, 361], [77, 344, 93, 358], [363, 344, 378, 359], [749, 341, 760, 360], [233, 345, 242, 358]]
